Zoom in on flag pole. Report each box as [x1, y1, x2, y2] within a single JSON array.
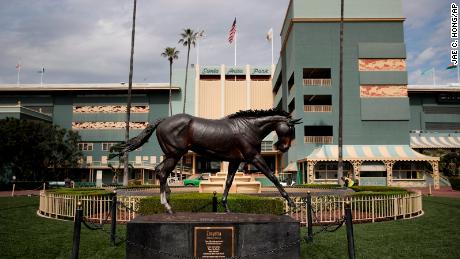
[[16, 66, 20, 86], [271, 33, 274, 65], [40, 68, 44, 86], [234, 30, 237, 66], [197, 40, 200, 65]]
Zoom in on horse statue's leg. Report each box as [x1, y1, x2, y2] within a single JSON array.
[[251, 154, 296, 210], [156, 156, 179, 214], [222, 161, 240, 213]]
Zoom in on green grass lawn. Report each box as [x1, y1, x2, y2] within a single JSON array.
[[0, 196, 459, 258]]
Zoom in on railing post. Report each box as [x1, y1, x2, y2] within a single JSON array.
[[71, 201, 83, 259], [306, 191, 313, 242], [393, 196, 397, 220], [371, 196, 375, 223], [345, 201, 356, 259], [111, 191, 117, 245]]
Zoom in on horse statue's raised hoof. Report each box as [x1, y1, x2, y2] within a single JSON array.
[[164, 204, 174, 214]]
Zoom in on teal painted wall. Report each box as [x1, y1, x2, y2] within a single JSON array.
[[172, 68, 195, 115], [409, 92, 460, 132], [1, 90, 175, 165], [292, 0, 403, 19], [279, 21, 408, 162]]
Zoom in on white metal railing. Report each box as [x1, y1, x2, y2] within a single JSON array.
[[304, 136, 333, 144], [304, 105, 332, 112], [285, 192, 423, 226], [38, 191, 142, 223], [303, 79, 332, 86], [39, 191, 423, 225]]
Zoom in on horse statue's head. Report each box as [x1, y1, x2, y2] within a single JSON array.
[[274, 117, 302, 152]]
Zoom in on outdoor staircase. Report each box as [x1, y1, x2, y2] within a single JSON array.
[[199, 172, 261, 193]]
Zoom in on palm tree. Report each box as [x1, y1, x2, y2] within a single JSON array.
[[178, 28, 198, 113], [123, 0, 137, 186], [161, 47, 180, 116]]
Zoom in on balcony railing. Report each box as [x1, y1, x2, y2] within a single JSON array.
[[304, 136, 333, 144], [304, 105, 332, 112], [303, 78, 331, 86]]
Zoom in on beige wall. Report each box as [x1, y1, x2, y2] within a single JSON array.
[[196, 65, 273, 119], [251, 80, 273, 110], [198, 80, 222, 119], [225, 80, 247, 115]]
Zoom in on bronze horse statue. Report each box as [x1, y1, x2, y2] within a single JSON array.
[[110, 109, 301, 214]]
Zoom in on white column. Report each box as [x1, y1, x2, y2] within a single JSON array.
[[246, 64, 251, 110], [194, 64, 200, 116], [221, 64, 225, 117]]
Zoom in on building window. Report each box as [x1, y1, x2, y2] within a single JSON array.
[[393, 162, 426, 180], [78, 143, 93, 151], [315, 162, 352, 180], [304, 126, 333, 143], [303, 68, 331, 86], [102, 142, 118, 151], [304, 95, 332, 112]]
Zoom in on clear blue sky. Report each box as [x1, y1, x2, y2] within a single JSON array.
[[0, 0, 457, 85]]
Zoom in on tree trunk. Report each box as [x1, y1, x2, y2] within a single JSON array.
[[169, 60, 172, 116], [124, 0, 137, 186], [183, 45, 191, 113]]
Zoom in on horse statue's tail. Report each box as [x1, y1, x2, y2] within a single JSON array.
[[109, 118, 164, 160]]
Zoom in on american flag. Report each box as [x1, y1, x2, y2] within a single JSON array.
[[228, 18, 236, 44], [15, 63, 21, 70]]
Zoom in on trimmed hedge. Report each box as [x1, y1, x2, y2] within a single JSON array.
[[449, 177, 460, 190], [47, 188, 112, 196], [296, 184, 341, 189], [349, 191, 413, 197], [349, 186, 409, 193], [138, 193, 284, 215]]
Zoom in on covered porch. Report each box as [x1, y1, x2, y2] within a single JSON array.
[[298, 145, 441, 189]]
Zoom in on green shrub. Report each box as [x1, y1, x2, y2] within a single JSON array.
[[138, 193, 284, 215], [47, 188, 112, 196], [349, 186, 408, 193], [349, 191, 413, 197], [116, 185, 160, 190], [128, 180, 142, 186], [296, 184, 341, 189], [448, 177, 460, 190]]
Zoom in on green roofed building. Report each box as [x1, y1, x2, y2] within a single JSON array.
[[273, 0, 442, 188]]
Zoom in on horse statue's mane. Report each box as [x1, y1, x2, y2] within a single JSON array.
[[226, 108, 291, 119]]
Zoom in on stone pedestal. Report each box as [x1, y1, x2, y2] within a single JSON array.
[[126, 212, 300, 259]]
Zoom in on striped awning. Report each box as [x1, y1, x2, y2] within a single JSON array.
[[300, 145, 439, 162], [410, 133, 460, 149]]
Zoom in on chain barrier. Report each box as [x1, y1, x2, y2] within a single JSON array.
[[309, 198, 346, 236], [116, 200, 139, 213]]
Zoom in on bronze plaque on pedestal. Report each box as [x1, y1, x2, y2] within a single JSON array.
[[194, 226, 235, 258]]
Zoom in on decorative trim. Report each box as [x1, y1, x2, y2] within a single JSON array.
[[359, 59, 406, 71], [73, 105, 149, 113], [360, 85, 408, 97], [72, 121, 148, 129]]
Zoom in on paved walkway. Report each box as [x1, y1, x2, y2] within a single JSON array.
[[2, 186, 459, 198]]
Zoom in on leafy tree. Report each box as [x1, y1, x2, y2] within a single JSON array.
[[161, 47, 180, 116], [178, 28, 198, 113], [0, 118, 82, 183], [441, 151, 460, 177]]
